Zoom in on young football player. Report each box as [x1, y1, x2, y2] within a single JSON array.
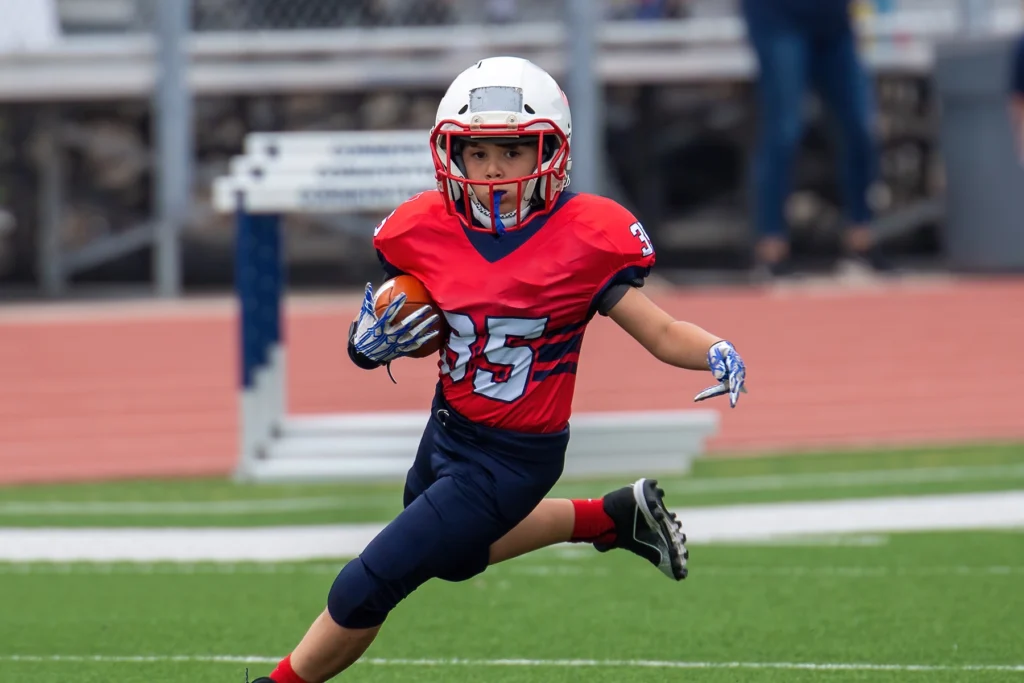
[[252, 56, 747, 683]]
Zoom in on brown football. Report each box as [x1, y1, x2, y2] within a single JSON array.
[[373, 275, 447, 358]]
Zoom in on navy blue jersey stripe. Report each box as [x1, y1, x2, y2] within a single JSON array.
[[532, 361, 579, 382], [536, 332, 583, 364]]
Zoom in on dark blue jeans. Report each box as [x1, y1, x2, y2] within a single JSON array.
[[741, 3, 879, 239], [1013, 35, 1024, 95]]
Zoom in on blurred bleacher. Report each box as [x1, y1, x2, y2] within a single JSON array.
[[47, 0, 1020, 32], [0, 0, 1021, 293]]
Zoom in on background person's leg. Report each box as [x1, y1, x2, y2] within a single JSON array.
[[740, 4, 812, 273], [810, 28, 888, 268]]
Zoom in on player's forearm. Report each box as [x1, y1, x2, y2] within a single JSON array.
[[607, 288, 722, 371], [652, 320, 723, 371]]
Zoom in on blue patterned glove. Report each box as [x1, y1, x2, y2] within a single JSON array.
[[693, 340, 747, 408], [351, 282, 441, 364]]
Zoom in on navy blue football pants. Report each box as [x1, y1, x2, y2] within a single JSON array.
[[740, 1, 879, 238], [326, 388, 568, 629]]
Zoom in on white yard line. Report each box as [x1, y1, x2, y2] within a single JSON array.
[[0, 654, 1021, 673], [3, 464, 1022, 517], [0, 557, 1019, 578], [2, 562, 1018, 579], [0, 491, 1021, 562], [665, 463, 1024, 494]]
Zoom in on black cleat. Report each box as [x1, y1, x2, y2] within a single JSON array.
[[594, 478, 689, 580]]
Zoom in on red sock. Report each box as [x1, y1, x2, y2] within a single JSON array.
[[269, 654, 309, 683], [570, 498, 616, 544]]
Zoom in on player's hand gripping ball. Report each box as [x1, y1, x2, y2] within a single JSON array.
[[352, 276, 446, 364], [372, 276, 447, 358], [693, 340, 747, 408]]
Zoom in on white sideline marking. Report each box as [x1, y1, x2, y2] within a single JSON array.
[[0, 524, 383, 562], [1, 654, 1022, 673], [3, 463, 1022, 517], [679, 491, 1024, 543], [0, 492, 1021, 562]]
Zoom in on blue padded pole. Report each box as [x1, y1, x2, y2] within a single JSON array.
[[235, 194, 285, 478], [235, 195, 263, 476], [254, 213, 286, 437], [235, 198, 261, 392]]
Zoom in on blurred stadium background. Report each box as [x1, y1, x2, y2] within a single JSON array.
[[0, 0, 1021, 296], [1, 2, 1023, 682]]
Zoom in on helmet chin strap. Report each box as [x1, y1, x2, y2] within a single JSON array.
[[468, 188, 530, 234]]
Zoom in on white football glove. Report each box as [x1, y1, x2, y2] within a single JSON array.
[[693, 340, 748, 408], [351, 282, 440, 364]]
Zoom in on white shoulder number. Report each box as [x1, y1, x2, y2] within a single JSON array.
[[373, 192, 428, 237], [629, 221, 654, 257], [373, 207, 397, 237]]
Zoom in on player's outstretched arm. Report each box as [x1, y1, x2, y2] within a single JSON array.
[[607, 287, 747, 407]]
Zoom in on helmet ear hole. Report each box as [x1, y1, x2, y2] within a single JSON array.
[[449, 138, 468, 176], [541, 136, 560, 163], [529, 189, 545, 208]]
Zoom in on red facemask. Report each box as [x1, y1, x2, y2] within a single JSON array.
[[430, 119, 571, 235]]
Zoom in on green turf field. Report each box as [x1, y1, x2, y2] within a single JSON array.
[[1, 442, 1022, 682], [1, 532, 1022, 682]]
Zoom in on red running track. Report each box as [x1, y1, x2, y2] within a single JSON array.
[[1, 276, 1021, 484]]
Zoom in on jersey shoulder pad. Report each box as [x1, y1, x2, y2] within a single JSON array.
[[372, 190, 447, 278], [372, 190, 446, 246], [571, 194, 656, 269]]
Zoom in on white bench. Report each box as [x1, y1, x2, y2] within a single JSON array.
[[213, 130, 438, 215], [214, 130, 720, 482]]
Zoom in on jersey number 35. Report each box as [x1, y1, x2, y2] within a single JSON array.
[[440, 313, 548, 403]]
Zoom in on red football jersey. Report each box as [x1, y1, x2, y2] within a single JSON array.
[[373, 190, 656, 433]]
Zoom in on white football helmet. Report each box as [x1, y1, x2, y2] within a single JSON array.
[[430, 56, 573, 234]]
